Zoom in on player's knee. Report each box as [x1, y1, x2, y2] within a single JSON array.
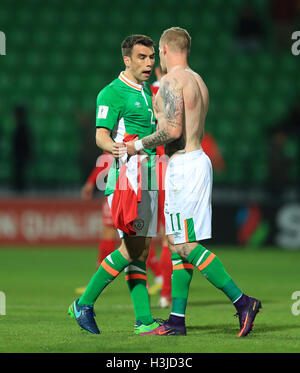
[[122, 236, 148, 262], [137, 247, 150, 262], [175, 242, 198, 260]]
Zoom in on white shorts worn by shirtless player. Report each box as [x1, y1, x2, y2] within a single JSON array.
[[164, 148, 212, 244]]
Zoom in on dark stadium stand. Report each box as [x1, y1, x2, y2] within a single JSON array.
[[0, 0, 299, 189]]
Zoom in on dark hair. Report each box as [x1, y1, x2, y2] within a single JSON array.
[[121, 34, 155, 57]]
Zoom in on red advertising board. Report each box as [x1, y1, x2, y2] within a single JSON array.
[[0, 198, 103, 245]]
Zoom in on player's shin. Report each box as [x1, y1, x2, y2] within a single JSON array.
[[78, 249, 130, 307], [186, 244, 243, 303], [169, 253, 194, 325], [125, 260, 154, 325]]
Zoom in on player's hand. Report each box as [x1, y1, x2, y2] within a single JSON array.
[[81, 181, 94, 201], [126, 141, 137, 156], [112, 142, 127, 158]]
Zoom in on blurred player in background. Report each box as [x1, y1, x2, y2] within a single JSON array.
[[201, 133, 225, 172], [75, 152, 118, 295], [80, 152, 117, 268]]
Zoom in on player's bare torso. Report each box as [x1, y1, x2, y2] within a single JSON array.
[[155, 66, 209, 159]]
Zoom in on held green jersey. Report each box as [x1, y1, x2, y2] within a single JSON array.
[[96, 72, 157, 195]]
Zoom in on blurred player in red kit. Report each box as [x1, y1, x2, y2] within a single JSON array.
[[81, 152, 118, 267]]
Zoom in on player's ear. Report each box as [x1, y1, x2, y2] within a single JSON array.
[[123, 55, 131, 68], [162, 44, 168, 55]]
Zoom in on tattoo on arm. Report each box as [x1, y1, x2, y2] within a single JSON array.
[[142, 128, 173, 149], [160, 78, 184, 129], [141, 78, 184, 149]]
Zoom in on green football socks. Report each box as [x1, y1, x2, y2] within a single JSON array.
[[170, 253, 194, 316], [125, 259, 154, 325], [78, 249, 130, 307], [187, 244, 243, 303]]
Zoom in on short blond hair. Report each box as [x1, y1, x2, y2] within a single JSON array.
[[160, 27, 191, 55]]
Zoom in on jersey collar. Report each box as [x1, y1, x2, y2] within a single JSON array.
[[119, 72, 144, 92]]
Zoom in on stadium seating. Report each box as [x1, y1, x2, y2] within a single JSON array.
[[0, 0, 298, 189]]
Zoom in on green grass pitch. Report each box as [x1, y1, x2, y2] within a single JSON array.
[[0, 246, 299, 353]]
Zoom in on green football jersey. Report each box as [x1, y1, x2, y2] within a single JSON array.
[[96, 72, 157, 195]]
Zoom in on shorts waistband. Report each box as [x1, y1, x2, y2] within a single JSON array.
[[169, 147, 204, 163]]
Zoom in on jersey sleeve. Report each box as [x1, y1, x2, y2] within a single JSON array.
[[96, 86, 122, 130]]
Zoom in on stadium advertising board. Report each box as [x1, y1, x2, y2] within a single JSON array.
[[0, 199, 299, 249], [0, 198, 102, 245]]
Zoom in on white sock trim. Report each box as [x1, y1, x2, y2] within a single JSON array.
[[106, 254, 114, 265], [170, 312, 185, 318], [172, 260, 182, 266], [124, 265, 146, 274], [233, 293, 243, 303]]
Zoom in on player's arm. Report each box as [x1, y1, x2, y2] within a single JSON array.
[[81, 180, 94, 201], [127, 77, 184, 154], [155, 76, 184, 140], [96, 128, 114, 152], [96, 88, 126, 158], [96, 128, 126, 159]]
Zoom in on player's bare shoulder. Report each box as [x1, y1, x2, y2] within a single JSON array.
[[188, 69, 209, 111], [182, 68, 209, 114], [159, 72, 184, 101]]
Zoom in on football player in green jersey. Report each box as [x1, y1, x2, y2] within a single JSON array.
[[69, 34, 163, 335]]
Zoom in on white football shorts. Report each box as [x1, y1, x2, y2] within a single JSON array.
[[164, 148, 213, 244], [107, 190, 158, 238]]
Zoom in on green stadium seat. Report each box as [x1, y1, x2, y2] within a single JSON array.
[[214, 120, 235, 142], [246, 96, 264, 118], [251, 163, 268, 184], [253, 75, 270, 97], [192, 34, 212, 53], [255, 52, 274, 72], [35, 160, 57, 183], [0, 162, 11, 180]]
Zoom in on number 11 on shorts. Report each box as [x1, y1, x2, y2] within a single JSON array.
[[170, 213, 181, 231]]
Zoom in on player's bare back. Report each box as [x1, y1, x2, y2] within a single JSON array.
[[155, 66, 209, 158]]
